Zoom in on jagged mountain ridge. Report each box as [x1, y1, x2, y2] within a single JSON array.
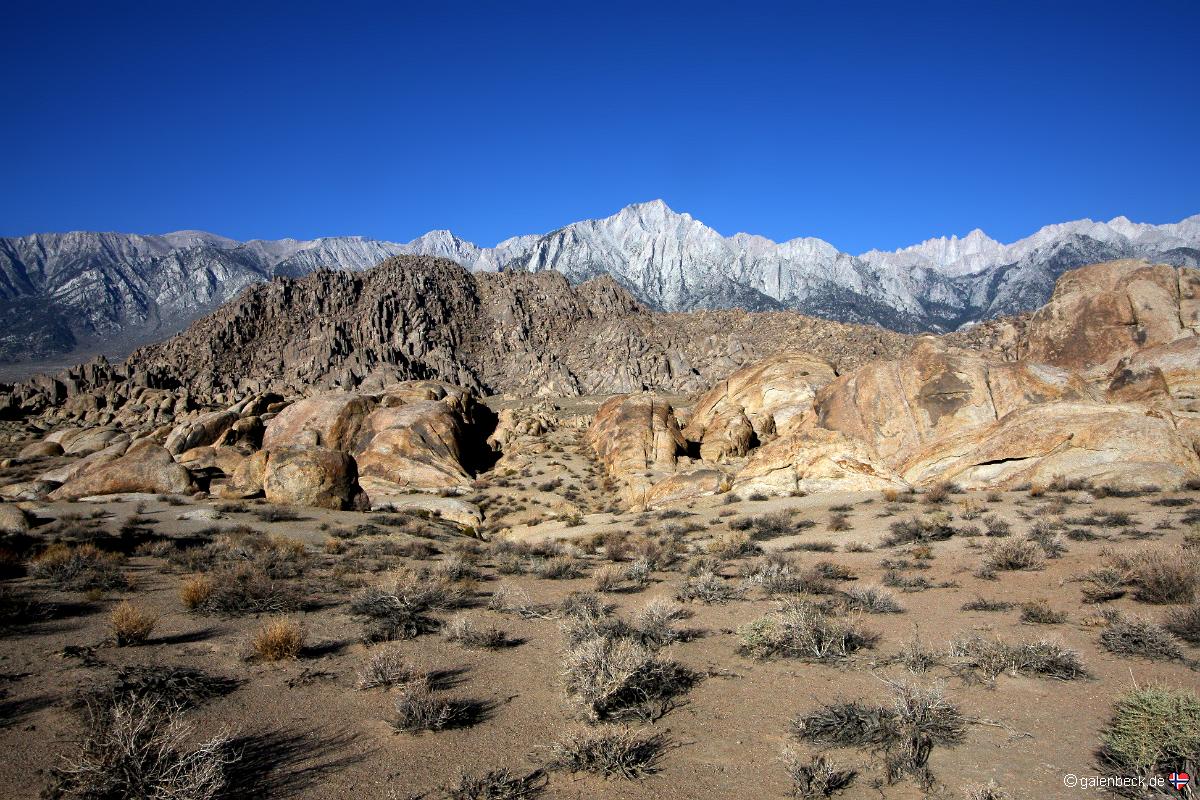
[[2, 201, 1197, 368]]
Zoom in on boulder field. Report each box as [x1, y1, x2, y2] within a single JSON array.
[[2, 259, 1199, 514]]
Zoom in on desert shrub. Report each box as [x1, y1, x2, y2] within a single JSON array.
[[46, 695, 236, 800], [196, 565, 302, 615], [792, 681, 964, 789], [1081, 567, 1127, 603], [707, 532, 761, 559], [844, 585, 904, 614], [1099, 615, 1183, 661], [31, 544, 128, 591], [444, 768, 546, 799], [950, 634, 1088, 680], [789, 540, 838, 553], [547, 727, 667, 779], [884, 515, 958, 546], [1020, 599, 1067, 624], [844, 541, 874, 553], [982, 515, 1011, 537], [251, 506, 302, 523], [923, 482, 954, 504], [534, 555, 585, 580], [888, 630, 942, 673], [488, 583, 546, 619], [1107, 546, 1199, 604], [561, 635, 694, 722], [357, 648, 422, 689], [1027, 525, 1067, 558], [782, 751, 856, 799], [738, 600, 877, 661], [1096, 685, 1200, 798], [443, 614, 508, 649], [1164, 603, 1200, 644], [827, 513, 852, 532], [179, 575, 214, 610], [963, 781, 1012, 800], [109, 602, 158, 646], [675, 571, 746, 604], [813, 561, 856, 581], [436, 554, 481, 582], [630, 597, 689, 649], [983, 539, 1044, 572], [593, 559, 651, 593], [882, 571, 933, 592], [630, 533, 686, 570], [391, 679, 460, 733], [349, 586, 437, 642], [960, 597, 1014, 612], [252, 618, 304, 661]]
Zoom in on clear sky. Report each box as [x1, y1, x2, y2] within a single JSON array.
[[2, 0, 1197, 253]]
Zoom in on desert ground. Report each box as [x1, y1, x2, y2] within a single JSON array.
[[1, 398, 1197, 800]]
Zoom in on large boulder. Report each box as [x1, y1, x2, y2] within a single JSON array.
[[263, 446, 369, 510], [354, 400, 474, 491], [587, 394, 685, 478], [18, 440, 63, 459], [48, 440, 195, 500], [900, 402, 1200, 490], [61, 426, 129, 456], [217, 450, 269, 499], [165, 410, 240, 455], [1022, 260, 1200, 371], [40, 439, 130, 484], [1107, 336, 1200, 414], [683, 352, 837, 460], [0, 504, 30, 534], [262, 392, 376, 451], [812, 338, 1094, 469]]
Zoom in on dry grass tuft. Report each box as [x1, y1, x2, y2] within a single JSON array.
[[252, 618, 304, 661], [109, 602, 158, 646], [547, 727, 668, 779]]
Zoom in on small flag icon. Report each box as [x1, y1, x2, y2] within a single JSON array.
[[1168, 772, 1191, 790]]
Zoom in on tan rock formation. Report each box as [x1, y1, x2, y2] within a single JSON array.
[[900, 402, 1199, 490], [262, 446, 368, 510], [48, 440, 195, 500]]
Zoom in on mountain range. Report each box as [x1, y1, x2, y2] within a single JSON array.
[[2, 200, 1197, 372]]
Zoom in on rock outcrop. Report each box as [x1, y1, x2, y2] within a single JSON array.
[[48, 440, 195, 500], [1022, 260, 1200, 371], [262, 446, 368, 510]]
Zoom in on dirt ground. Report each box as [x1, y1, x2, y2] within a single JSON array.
[[1, 403, 1197, 800]]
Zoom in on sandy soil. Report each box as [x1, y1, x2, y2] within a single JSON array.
[[1, 406, 1197, 800]]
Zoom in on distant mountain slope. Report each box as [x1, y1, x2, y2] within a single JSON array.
[[1, 202, 1196, 370]]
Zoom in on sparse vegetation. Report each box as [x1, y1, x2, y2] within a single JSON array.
[[950, 633, 1088, 680], [738, 600, 878, 661], [109, 602, 158, 646], [252, 618, 304, 661], [1096, 685, 1200, 798], [547, 727, 667, 778], [1099, 615, 1183, 661], [782, 751, 856, 799]]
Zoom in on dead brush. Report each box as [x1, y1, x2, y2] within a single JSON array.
[[547, 726, 668, 778], [391, 678, 461, 733], [1080, 567, 1127, 603], [630, 597, 690, 648], [844, 585, 904, 614], [1104, 545, 1199, 604], [109, 602, 158, 646], [949, 633, 1088, 680], [982, 539, 1044, 572], [356, 648, 423, 689], [738, 599, 878, 661], [561, 634, 695, 722], [444, 768, 547, 799], [1099, 614, 1184, 661], [46, 695, 237, 800], [193, 564, 303, 615], [791, 680, 965, 789], [1164, 602, 1200, 644], [443, 614, 509, 649], [675, 570, 746, 604], [31, 543, 128, 591], [707, 531, 761, 559], [1019, 599, 1067, 624], [781, 751, 856, 799]]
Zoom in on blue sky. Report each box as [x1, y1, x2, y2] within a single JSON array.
[[1, 0, 1197, 253]]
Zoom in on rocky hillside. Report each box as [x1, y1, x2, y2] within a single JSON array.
[[2, 202, 1195, 368], [1, 255, 928, 416]]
